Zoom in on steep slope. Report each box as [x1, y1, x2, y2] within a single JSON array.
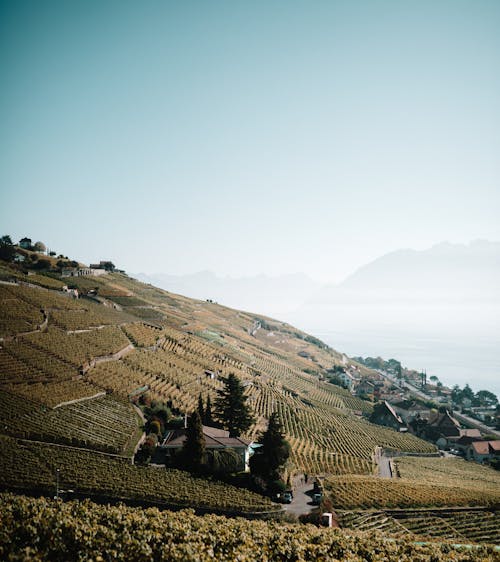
[[0, 260, 434, 481]]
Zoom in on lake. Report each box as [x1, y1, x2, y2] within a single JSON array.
[[310, 328, 500, 398]]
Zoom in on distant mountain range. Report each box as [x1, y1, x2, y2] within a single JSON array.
[[291, 240, 500, 336], [133, 271, 321, 317], [135, 241, 500, 337], [337, 240, 500, 299]]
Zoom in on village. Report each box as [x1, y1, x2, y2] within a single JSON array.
[[330, 356, 500, 467]]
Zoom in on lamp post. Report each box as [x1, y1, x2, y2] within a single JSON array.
[[55, 468, 60, 499]]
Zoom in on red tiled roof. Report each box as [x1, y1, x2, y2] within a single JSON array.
[[489, 440, 500, 452], [471, 439, 500, 456], [472, 441, 490, 455], [459, 428, 482, 438]]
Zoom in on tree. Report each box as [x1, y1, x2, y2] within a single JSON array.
[[462, 384, 474, 401], [250, 412, 290, 484], [197, 393, 204, 421], [395, 362, 402, 380], [0, 235, 15, 262], [33, 258, 51, 270], [206, 448, 241, 474], [181, 411, 205, 473], [203, 395, 213, 426], [476, 390, 498, 406], [149, 420, 161, 435], [33, 241, 46, 253], [214, 373, 254, 437], [451, 385, 462, 404]]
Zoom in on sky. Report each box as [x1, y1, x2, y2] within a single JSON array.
[[1, 0, 499, 283]]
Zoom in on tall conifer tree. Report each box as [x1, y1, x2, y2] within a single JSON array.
[[182, 411, 205, 473], [214, 373, 254, 437], [204, 395, 213, 426], [250, 412, 290, 482]]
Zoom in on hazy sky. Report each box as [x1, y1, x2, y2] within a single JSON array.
[[1, 0, 499, 282]]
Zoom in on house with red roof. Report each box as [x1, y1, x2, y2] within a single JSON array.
[[469, 440, 500, 464]]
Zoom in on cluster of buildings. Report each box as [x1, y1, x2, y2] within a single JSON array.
[[329, 361, 500, 467], [369, 399, 500, 466]]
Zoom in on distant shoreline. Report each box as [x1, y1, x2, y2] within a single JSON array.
[[312, 329, 500, 398]]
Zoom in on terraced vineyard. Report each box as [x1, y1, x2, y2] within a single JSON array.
[[0, 272, 437, 477], [24, 326, 131, 367], [0, 285, 45, 337], [0, 436, 277, 514], [2, 494, 498, 561], [0, 390, 139, 453], [122, 322, 163, 347], [3, 379, 102, 408], [324, 474, 500, 509], [339, 509, 500, 545], [325, 456, 500, 509], [395, 455, 500, 489]]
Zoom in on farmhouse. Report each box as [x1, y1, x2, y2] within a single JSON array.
[[161, 425, 252, 471], [371, 401, 406, 431], [90, 260, 115, 272], [356, 379, 375, 398], [393, 400, 431, 422], [337, 370, 357, 390], [429, 410, 461, 438]]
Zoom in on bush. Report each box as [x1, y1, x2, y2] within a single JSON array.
[[206, 448, 242, 474]]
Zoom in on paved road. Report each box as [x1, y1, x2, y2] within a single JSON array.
[[378, 455, 393, 478], [283, 475, 317, 516], [374, 447, 393, 478]]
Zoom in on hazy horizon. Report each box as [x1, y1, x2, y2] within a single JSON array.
[[2, 2, 499, 393], [2, 0, 500, 282]]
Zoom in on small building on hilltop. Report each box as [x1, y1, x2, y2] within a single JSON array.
[[61, 267, 108, 278], [19, 237, 32, 249], [161, 425, 252, 471], [90, 260, 116, 272]]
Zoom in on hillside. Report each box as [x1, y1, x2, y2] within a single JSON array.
[[0, 258, 435, 476], [1, 252, 499, 549]]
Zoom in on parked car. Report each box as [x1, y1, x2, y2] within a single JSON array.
[[313, 492, 322, 505], [282, 491, 293, 504]]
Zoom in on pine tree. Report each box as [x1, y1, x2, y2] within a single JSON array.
[[204, 394, 213, 426], [250, 412, 290, 482], [197, 393, 204, 421], [181, 411, 205, 473], [214, 373, 254, 437]]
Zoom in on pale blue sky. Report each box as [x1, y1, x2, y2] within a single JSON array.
[[1, 0, 499, 281]]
